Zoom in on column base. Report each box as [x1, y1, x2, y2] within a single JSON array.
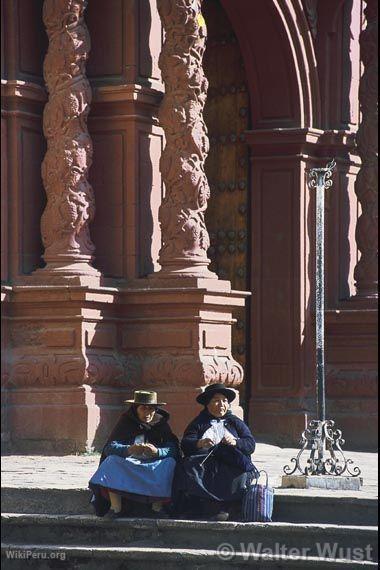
[[5, 281, 248, 453], [32, 262, 101, 286], [149, 256, 218, 280], [150, 267, 218, 280]]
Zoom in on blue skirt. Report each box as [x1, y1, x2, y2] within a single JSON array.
[[89, 455, 176, 499]]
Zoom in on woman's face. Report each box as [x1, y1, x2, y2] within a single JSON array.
[[207, 393, 229, 418], [136, 405, 156, 423]]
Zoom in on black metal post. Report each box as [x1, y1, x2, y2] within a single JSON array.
[[315, 167, 327, 422], [283, 159, 361, 478]]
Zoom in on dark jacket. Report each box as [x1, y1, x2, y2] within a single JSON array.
[[172, 410, 257, 508], [181, 409, 256, 458], [99, 406, 180, 464]]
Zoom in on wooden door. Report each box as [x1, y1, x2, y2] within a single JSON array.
[[203, 0, 251, 404]]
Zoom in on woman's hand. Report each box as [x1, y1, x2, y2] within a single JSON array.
[[127, 444, 158, 458], [143, 444, 159, 457], [127, 444, 145, 457], [196, 438, 214, 450], [222, 433, 237, 446]]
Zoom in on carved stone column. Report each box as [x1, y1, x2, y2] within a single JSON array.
[[353, 0, 378, 302], [35, 0, 100, 283], [154, 0, 216, 279]]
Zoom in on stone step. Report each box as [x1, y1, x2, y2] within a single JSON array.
[[1, 544, 378, 570], [274, 493, 377, 526], [1, 487, 377, 525], [1, 515, 378, 563]]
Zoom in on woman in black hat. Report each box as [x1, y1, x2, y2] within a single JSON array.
[[173, 383, 258, 521], [89, 390, 180, 519]]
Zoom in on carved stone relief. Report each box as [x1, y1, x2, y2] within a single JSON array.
[[9, 351, 126, 388], [121, 351, 243, 388], [155, 0, 216, 278], [9, 354, 87, 387], [86, 352, 130, 386], [201, 354, 244, 387], [353, 0, 378, 300], [39, 0, 99, 278]]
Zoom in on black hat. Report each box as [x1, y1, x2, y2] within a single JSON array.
[[196, 383, 236, 406], [124, 390, 167, 406]]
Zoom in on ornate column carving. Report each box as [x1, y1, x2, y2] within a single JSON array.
[[155, 0, 216, 279], [353, 0, 378, 301], [36, 0, 99, 282]]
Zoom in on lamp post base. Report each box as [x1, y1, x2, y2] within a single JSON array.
[[281, 474, 363, 491], [283, 419, 362, 478]]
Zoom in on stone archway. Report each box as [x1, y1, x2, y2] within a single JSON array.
[[211, 0, 363, 444], [221, 0, 321, 130]]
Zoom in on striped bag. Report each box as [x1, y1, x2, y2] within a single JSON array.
[[241, 470, 274, 522]]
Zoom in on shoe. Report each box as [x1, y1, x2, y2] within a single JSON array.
[[151, 508, 170, 519], [151, 500, 170, 519], [212, 511, 230, 522], [102, 509, 123, 520]]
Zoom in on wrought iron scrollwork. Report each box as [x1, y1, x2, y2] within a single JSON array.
[[308, 158, 336, 190], [283, 420, 362, 477]]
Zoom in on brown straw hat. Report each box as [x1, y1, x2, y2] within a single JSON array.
[[124, 390, 167, 406]]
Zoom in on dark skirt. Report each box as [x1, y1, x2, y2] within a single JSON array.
[[173, 449, 257, 513]]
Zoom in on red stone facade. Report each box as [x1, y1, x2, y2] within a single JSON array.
[[1, 0, 378, 453]]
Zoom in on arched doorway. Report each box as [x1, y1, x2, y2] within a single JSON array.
[[204, 0, 323, 443]]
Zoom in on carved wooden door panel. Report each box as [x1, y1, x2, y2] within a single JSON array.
[[204, 0, 250, 399]]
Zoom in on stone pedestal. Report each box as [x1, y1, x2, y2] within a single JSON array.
[[4, 285, 125, 453], [281, 475, 363, 491], [118, 278, 248, 434], [4, 281, 247, 452]]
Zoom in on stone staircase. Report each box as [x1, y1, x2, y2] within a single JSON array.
[[1, 489, 378, 569]]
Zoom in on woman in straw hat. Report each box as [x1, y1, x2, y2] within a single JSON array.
[[173, 383, 258, 521], [89, 390, 179, 519]]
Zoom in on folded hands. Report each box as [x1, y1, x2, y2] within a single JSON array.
[[127, 443, 159, 458]]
